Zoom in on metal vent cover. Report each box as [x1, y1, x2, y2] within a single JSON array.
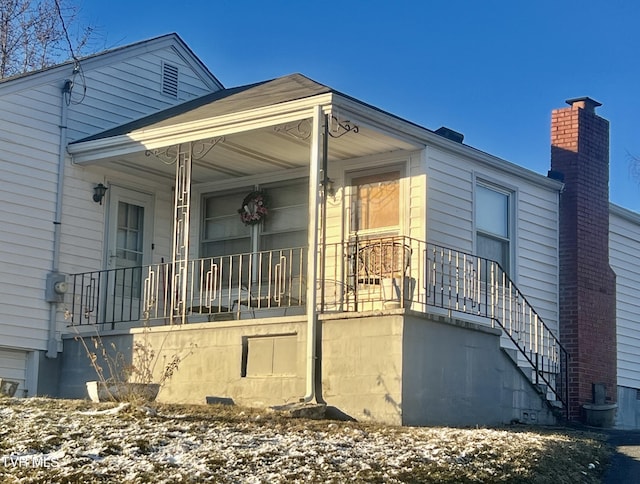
[[162, 62, 179, 98]]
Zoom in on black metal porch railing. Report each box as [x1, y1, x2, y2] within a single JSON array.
[[66, 236, 567, 409], [68, 246, 307, 327]]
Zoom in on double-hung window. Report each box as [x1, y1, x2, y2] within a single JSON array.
[[475, 182, 512, 273], [201, 189, 253, 259], [260, 180, 308, 252], [201, 189, 253, 286], [200, 179, 308, 293], [201, 179, 307, 257]]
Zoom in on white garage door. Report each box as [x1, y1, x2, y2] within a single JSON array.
[[0, 347, 27, 397]]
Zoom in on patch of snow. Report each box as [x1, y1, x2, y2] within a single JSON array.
[[0, 399, 608, 483]]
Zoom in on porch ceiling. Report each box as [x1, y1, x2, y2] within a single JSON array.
[[86, 121, 416, 183], [68, 73, 422, 183]]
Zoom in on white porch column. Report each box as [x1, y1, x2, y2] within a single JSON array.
[[303, 105, 323, 402], [170, 143, 193, 325]]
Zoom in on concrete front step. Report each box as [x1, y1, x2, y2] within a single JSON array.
[[501, 346, 563, 412]]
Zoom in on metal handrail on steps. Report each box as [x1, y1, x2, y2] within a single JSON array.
[[421, 242, 568, 409], [323, 237, 568, 410]]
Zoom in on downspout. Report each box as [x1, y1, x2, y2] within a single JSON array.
[[316, 111, 329, 402], [46, 79, 72, 358], [302, 105, 323, 402]]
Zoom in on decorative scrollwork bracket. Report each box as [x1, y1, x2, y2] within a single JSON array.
[[328, 114, 359, 139], [145, 137, 225, 164], [145, 145, 179, 165], [191, 137, 225, 160], [273, 119, 313, 140]]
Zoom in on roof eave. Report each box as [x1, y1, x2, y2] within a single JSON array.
[[332, 94, 563, 191], [68, 92, 336, 163], [610, 203, 640, 223], [0, 33, 222, 95]]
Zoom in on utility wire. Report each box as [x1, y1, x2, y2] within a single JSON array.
[[53, 0, 76, 61], [53, 0, 86, 105]]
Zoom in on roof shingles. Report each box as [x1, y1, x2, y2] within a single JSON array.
[[72, 73, 332, 144]]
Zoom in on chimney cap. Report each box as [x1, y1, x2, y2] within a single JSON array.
[[565, 97, 602, 113]]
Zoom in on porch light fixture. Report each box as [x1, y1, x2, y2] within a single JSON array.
[[321, 177, 335, 198], [93, 183, 108, 205]]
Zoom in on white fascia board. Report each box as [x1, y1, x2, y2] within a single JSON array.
[[334, 94, 563, 192], [0, 62, 76, 96], [68, 93, 334, 164], [611, 203, 640, 224], [167, 41, 223, 91], [332, 96, 426, 149]]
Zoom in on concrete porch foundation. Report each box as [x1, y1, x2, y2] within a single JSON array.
[[58, 310, 556, 427]]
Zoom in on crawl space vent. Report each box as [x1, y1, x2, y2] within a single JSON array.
[[162, 62, 179, 98]]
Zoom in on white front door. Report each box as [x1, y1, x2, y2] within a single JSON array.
[[105, 186, 154, 322]]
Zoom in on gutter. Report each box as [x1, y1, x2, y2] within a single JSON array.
[[46, 79, 72, 358]]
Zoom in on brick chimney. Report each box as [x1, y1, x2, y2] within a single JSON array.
[[550, 97, 617, 421]]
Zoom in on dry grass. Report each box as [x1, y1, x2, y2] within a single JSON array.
[[0, 398, 611, 483]]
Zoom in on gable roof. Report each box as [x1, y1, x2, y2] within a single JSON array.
[[0, 33, 222, 93]]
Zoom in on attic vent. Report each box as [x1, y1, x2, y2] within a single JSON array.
[[162, 62, 179, 98]]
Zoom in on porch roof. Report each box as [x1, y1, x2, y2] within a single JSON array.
[[66, 74, 423, 183], [72, 74, 332, 144], [66, 72, 563, 191]]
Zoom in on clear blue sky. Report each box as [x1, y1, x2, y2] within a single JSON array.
[[79, 0, 640, 211]]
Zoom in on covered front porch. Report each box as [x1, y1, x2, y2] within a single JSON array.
[[63, 74, 566, 417], [66, 74, 422, 324]]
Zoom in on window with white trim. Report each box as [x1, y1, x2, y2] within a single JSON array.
[[260, 180, 308, 251], [201, 188, 253, 259], [350, 169, 401, 236], [475, 182, 511, 272], [201, 178, 308, 258]]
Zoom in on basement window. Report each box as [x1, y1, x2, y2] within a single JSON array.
[[161, 62, 179, 98]]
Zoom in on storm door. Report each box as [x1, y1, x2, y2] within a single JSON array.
[[105, 186, 154, 323]]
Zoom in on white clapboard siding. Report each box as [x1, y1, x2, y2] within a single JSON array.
[[57, 173, 107, 274], [0, 348, 27, 397], [66, 45, 217, 141], [427, 148, 474, 253], [1, 322, 50, 346], [0, 35, 219, 353], [0, 82, 61, 352], [515, 186, 560, 325], [610, 205, 640, 389], [426, 144, 560, 332]]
